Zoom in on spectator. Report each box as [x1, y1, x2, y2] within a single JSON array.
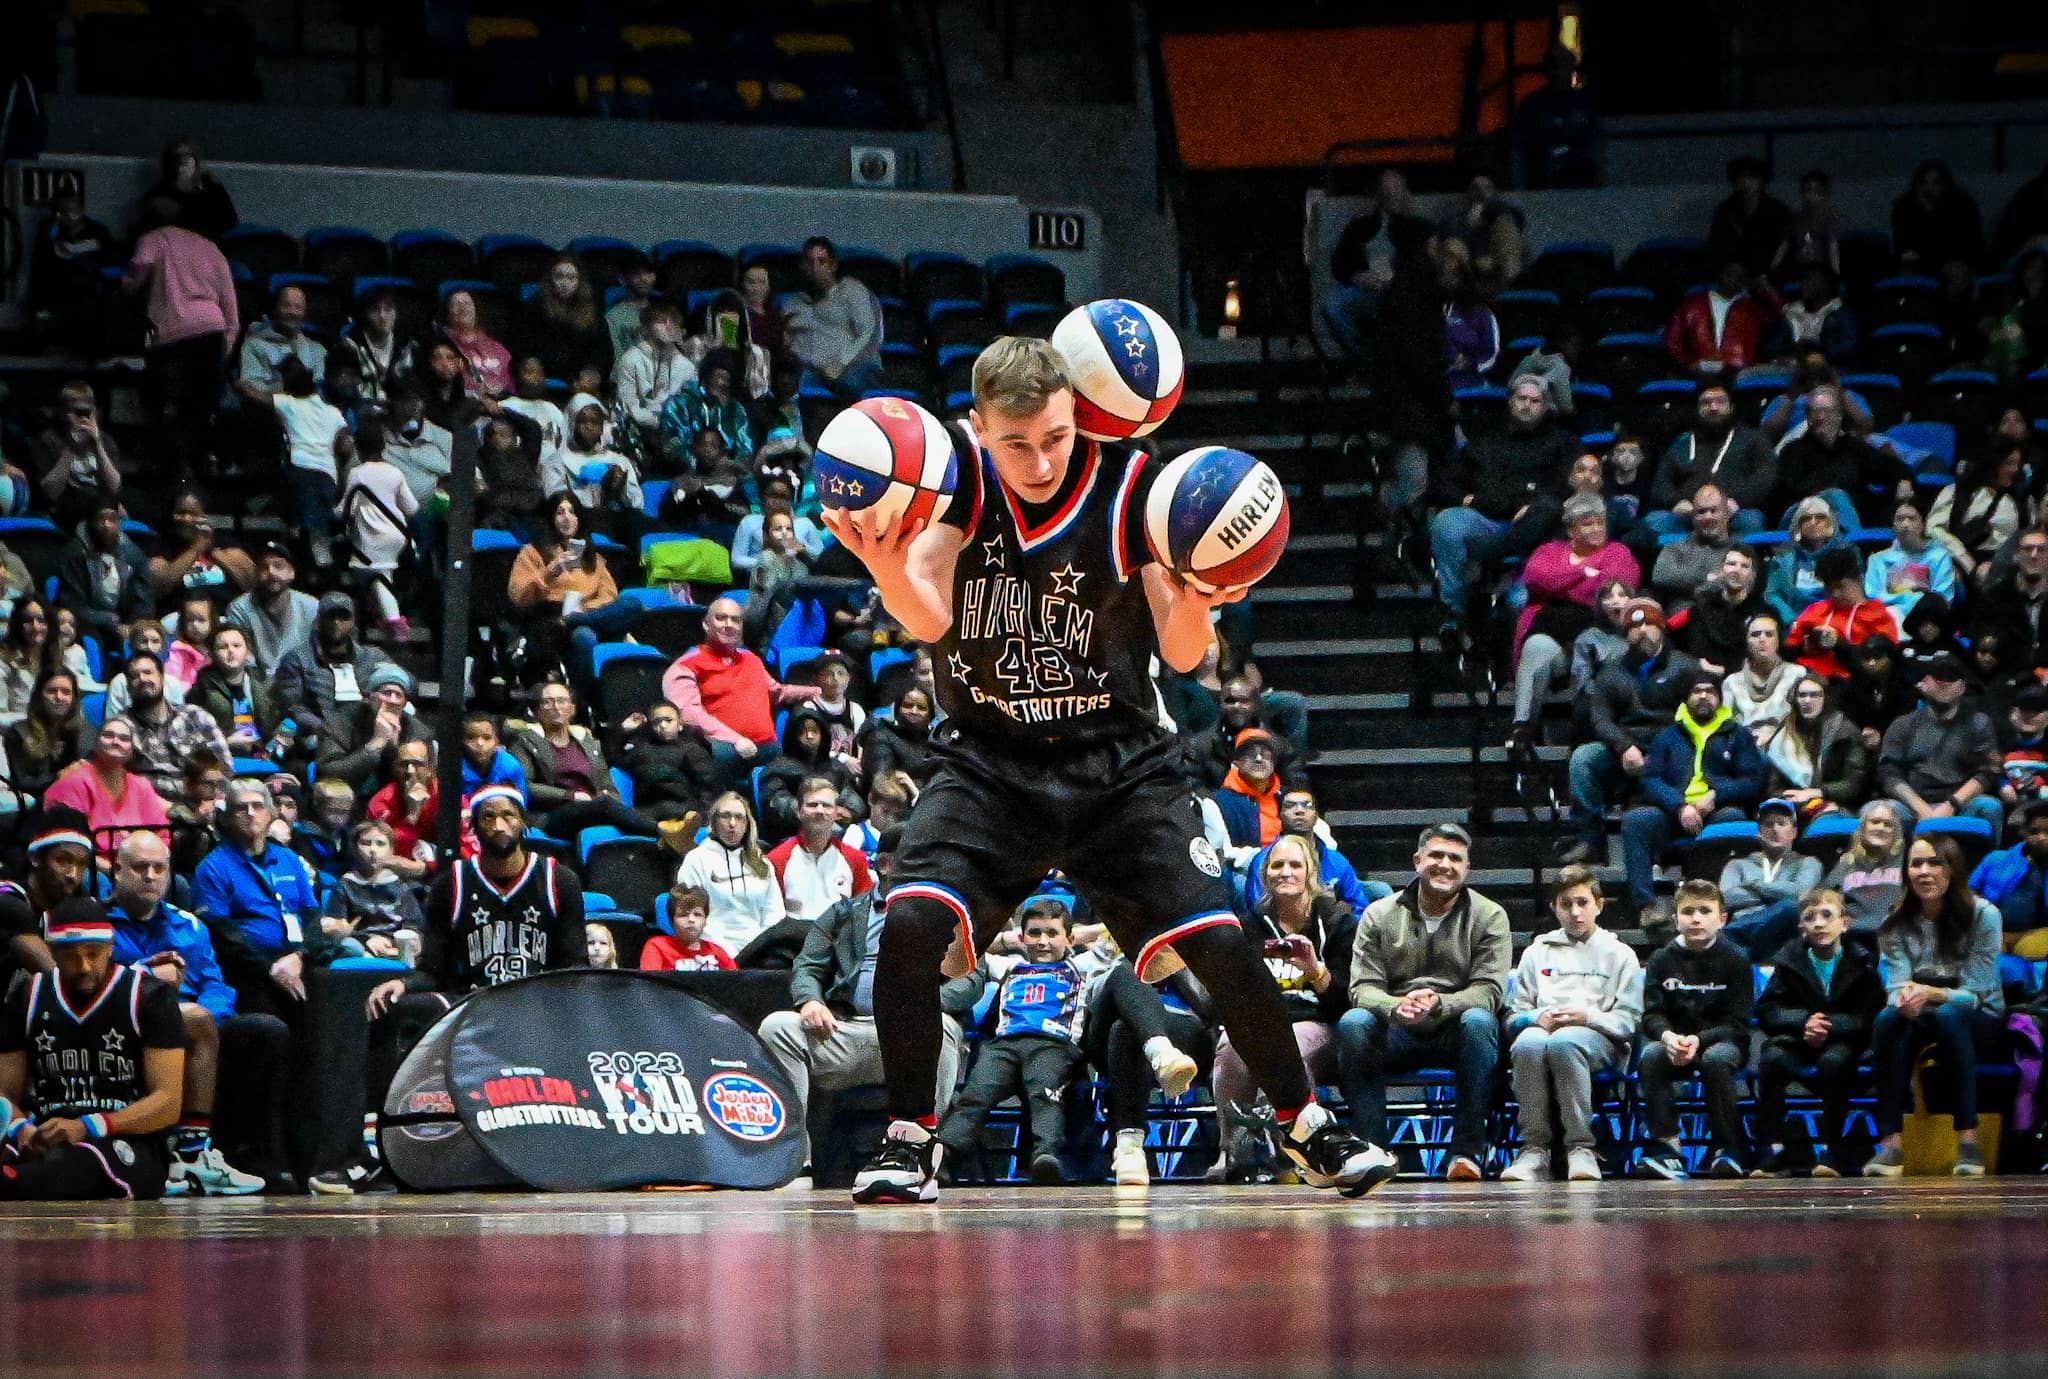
[[164, 751, 228, 880], [1993, 160, 2048, 264], [1718, 797, 1824, 957], [745, 512, 816, 643], [515, 253, 613, 383], [861, 686, 937, 790], [42, 716, 169, 862], [1322, 169, 1436, 365], [475, 406, 550, 541], [1818, 800, 1909, 946], [1437, 239, 1499, 389], [507, 494, 638, 692], [161, 597, 213, 695], [1706, 156, 1790, 279], [1892, 159, 1985, 274], [102, 621, 183, 719], [506, 681, 661, 841], [1765, 264, 1859, 363], [192, 777, 326, 1019], [260, 357, 349, 568], [1878, 652, 2004, 837], [1774, 169, 1842, 277], [1649, 482, 1742, 609], [1764, 499, 1853, 626], [32, 383, 123, 536], [807, 653, 865, 766], [1646, 384, 1777, 532], [1787, 546, 1891, 681], [1441, 173, 1526, 294], [1931, 450, 2032, 588], [663, 596, 820, 772], [604, 253, 659, 361], [783, 236, 882, 399], [1665, 261, 1772, 376], [730, 471, 826, 576], [1509, 323, 1580, 418], [1513, 492, 1641, 672], [382, 381, 454, 506], [1515, 45, 1600, 189], [1764, 673, 1871, 817], [767, 777, 875, 923], [843, 770, 915, 864], [1370, 244, 1456, 529], [270, 592, 378, 749], [55, 496, 151, 662], [678, 791, 787, 956], [316, 663, 433, 791], [437, 289, 511, 399], [455, 711, 527, 804], [640, 884, 735, 973], [121, 196, 236, 484], [1242, 787, 1384, 915], [739, 263, 787, 361], [1621, 672, 1765, 925], [1560, 598, 1699, 865], [1750, 888, 1884, 1177], [1335, 824, 1508, 1181], [683, 288, 773, 401], [235, 283, 325, 414], [1778, 388, 1910, 531], [145, 136, 237, 240], [224, 543, 319, 677], [1498, 867, 1642, 1183], [337, 286, 412, 408], [335, 418, 419, 638], [1212, 728, 1287, 858], [4, 667, 84, 801], [364, 739, 439, 882], [53, 609, 99, 694], [29, 190, 113, 357], [1972, 798, 2048, 958], [320, 820, 424, 963], [1978, 522, 2048, 667], [1758, 354, 1877, 446], [659, 351, 755, 473], [0, 597, 59, 726], [1633, 879, 1754, 1179], [144, 494, 245, 603], [1686, 548, 1768, 677], [118, 650, 229, 800], [1428, 377, 1577, 639], [1864, 835, 2004, 1177], [1509, 576, 1633, 751], [610, 702, 715, 831], [612, 300, 696, 449], [758, 708, 863, 843], [0, 540, 32, 624], [1988, 250, 2048, 380], [1866, 500, 1957, 633]]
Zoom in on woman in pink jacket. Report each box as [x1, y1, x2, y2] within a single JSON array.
[[42, 716, 171, 862], [1511, 492, 1641, 659]]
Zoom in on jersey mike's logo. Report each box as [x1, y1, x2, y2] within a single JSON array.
[[701, 1072, 787, 1142]]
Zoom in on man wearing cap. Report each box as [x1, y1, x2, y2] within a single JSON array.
[[1212, 728, 1286, 860], [311, 786, 586, 1195], [1561, 598, 1701, 865], [1877, 652, 2005, 841], [120, 649, 232, 799], [1622, 673, 1765, 928], [316, 663, 433, 790], [223, 542, 320, 676], [272, 590, 382, 749], [0, 814, 96, 990], [1970, 799, 2048, 959], [0, 897, 186, 1200], [193, 778, 328, 1019], [1719, 798, 1824, 958]]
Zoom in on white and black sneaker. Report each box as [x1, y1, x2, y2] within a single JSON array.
[[1278, 1103, 1399, 1198], [177, 1146, 267, 1197], [308, 1155, 398, 1196], [851, 1121, 944, 1204]]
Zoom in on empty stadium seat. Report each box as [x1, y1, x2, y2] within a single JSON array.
[[834, 246, 904, 301], [1839, 372, 1906, 430], [906, 251, 981, 307], [477, 234, 558, 291], [221, 226, 301, 284], [1580, 285, 1660, 339], [1588, 332, 1669, 395], [304, 226, 388, 281], [1864, 275, 1941, 330], [390, 229, 476, 287], [1515, 241, 1615, 304], [591, 642, 670, 728], [653, 241, 735, 298], [1491, 289, 1561, 347], [986, 254, 1066, 312], [1620, 236, 1710, 307], [569, 235, 646, 288], [1918, 368, 2001, 436], [1864, 323, 1950, 390]]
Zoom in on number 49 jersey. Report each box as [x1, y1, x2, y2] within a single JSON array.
[[935, 426, 1167, 746]]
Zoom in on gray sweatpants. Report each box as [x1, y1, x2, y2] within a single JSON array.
[[1509, 1024, 1623, 1152], [759, 1011, 964, 1163]]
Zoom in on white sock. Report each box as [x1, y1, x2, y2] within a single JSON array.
[[1117, 1127, 1143, 1147], [1143, 1036, 1176, 1062], [1287, 1102, 1332, 1141]]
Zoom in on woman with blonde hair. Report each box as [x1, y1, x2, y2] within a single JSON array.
[[675, 790, 785, 954], [1819, 799, 1908, 942]]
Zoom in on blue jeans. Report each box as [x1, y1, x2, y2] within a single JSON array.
[[1725, 898, 1803, 959], [1871, 1002, 2003, 1135], [1334, 1005, 1500, 1158], [1430, 506, 1511, 624], [565, 600, 645, 692], [1957, 795, 2008, 846], [284, 465, 338, 539], [1619, 803, 1746, 907], [1320, 280, 1383, 363], [1642, 508, 1768, 537], [1568, 741, 1624, 845]]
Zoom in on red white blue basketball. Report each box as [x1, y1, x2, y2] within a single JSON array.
[[814, 396, 956, 529], [1144, 447, 1290, 593], [1050, 298, 1185, 441]]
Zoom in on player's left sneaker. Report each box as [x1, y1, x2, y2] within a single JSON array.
[[177, 1146, 266, 1197], [1147, 1040, 1199, 1099], [852, 1121, 943, 1205], [1279, 1103, 1398, 1198]]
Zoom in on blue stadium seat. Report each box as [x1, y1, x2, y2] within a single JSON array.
[[220, 225, 300, 281], [871, 646, 915, 683], [471, 528, 523, 552], [906, 251, 981, 307], [640, 479, 672, 516], [304, 226, 388, 280], [609, 768, 634, 808], [81, 692, 106, 729], [986, 254, 1065, 311], [1887, 421, 1956, 468], [835, 246, 903, 300]]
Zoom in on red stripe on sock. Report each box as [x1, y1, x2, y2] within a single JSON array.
[[178, 1114, 209, 1131], [914, 1115, 938, 1131], [1273, 1098, 1314, 1126]]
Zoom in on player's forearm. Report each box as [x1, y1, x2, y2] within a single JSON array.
[[1154, 589, 1215, 673], [874, 567, 953, 644], [106, 1087, 181, 1138]]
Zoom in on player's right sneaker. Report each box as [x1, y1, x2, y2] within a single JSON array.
[[309, 1155, 398, 1196], [851, 1121, 943, 1204], [1279, 1103, 1398, 1198], [177, 1146, 266, 1197], [1147, 1042, 1199, 1100], [1111, 1128, 1150, 1187]]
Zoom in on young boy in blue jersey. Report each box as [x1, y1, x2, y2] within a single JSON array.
[[937, 897, 1092, 1184]]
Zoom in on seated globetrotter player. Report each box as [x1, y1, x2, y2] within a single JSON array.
[[0, 897, 187, 1201], [821, 336, 1399, 1203], [309, 785, 587, 1195]]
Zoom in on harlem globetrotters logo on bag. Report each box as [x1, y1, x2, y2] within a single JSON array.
[[587, 1051, 708, 1137], [701, 1071, 787, 1142], [474, 1067, 610, 1133]]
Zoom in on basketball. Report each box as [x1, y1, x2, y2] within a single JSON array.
[[1050, 298, 1185, 441], [813, 395, 957, 529], [1143, 446, 1290, 593]]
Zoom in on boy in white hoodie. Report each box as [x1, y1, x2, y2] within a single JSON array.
[[1499, 866, 1644, 1182]]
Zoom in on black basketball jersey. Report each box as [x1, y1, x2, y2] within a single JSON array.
[[935, 424, 1167, 746], [423, 854, 586, 994], [0, 965, 183, 1119]]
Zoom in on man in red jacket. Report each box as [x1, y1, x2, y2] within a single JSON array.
[[661, 596, 820, 782], [1666, 261, 1775, 376]]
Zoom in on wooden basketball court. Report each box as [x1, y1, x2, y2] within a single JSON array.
[[8, 1179, 2048, 1377]]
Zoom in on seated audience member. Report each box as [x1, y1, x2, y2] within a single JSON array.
[[758, 829, 963, 1170], [1897, 592, 1970, 685], [54, 610, 99, 695], [640, 885, 736, 972], [1335, 825, 1507, 1181], [291, 778, 356, 887], [1621, 672, 1765, 925], [1977, 524, 2048, 666], [611, 702, 715, 829], [474, 406, 550, 541], [1509, 578, 1633, 751], [664, 597, 822, 771], [586, 924, 619, 969], [365, 739, 439, 882], [1719, 798, 1824, 957], [4, 669, 85, 802], [808, 653, 866, 766], [189, 623, 285, 761], [1839, 634, 1912, 751], [224, 543, 320, 678], [103, 621, 185, 719], [782, 236, 883, 399], [516, 254, 613, 385], [1508, 326, 1579, 418], [1866, 500, 1957, 634], [1646, 384, 1776, 534], [1764, 673, 1871, 816], [740, 264, 788, 363], [437, 289, 511, 400], [683, 288, 773, 400], [1682, 546, 1766, 677], [1437, 240, 1500, 389], [0, 600, 60, 726], [382, 380, 454, 505], [1561, 599, 1699, 865], [1893, 159, 1985, 274], [56, 497, 152, 662], [1565, 450, 1645, 552], [767, 778, 875, 923], [0, 899, 185, 1202], [316, 663, 433, 791], [1969, 798, 2048, 958], [1650, 482, 1741, 610], [337, 286, 411, 407], [236, 283, 326, 418], [1243, 787, 1384, 914], [552, 403, 643, 514], [1665, 261, 1771, 376], [31, 190, 115, 357], [1498, 868, 1642, 1183], [1864, 836, 2004, 1178], [1212, 729, 1286, 860], [43, 717, 171, 863], [1786, 546, 1889, 681], [33, 381, 124, 530], [1764, 499, 1852, 627], [1777, 170, 1839, 280], [118, 651, 230, 801], [162, 597, 214, 694], [458, 712, 527, 802], [1930, 449, 2032, 588], [508, 494, 639, 691], [759, 709, 864, 844], [1822, 800, 1909, 944], [731, 472, 827, 577], [1181, 675, 1301, 791], [1766, 264, 1858, 362], [1751, 888, 1884, 1177], [272, 592, 380, 751], [165, 753, 228, 879], [507, 681, 662, 841], [678, 792, 788, 955], [1513, 492, 1640, 668], [1878, 653, 2004, 838], [605, 253, 660, 360], [321, 820, 425, 964], [1428, 377, 1577, 640], [193, 779, 326, 1019], [1775, 387, 1910, 530], [149, 492, 256, 600], [1633, 880, 1755, 1180], [844, 771, 916, 864], [659, 352, 756, 472], [106, 832, 272, 1195]]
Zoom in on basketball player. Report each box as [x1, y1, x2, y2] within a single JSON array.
[[822, 338, 1398, 1202], [0, 898, 187, 1201], [311, 786, 587, 1194], [0, 813, 97, 988]]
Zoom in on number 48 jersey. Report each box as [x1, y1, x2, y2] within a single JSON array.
[[934, 425, 1167, 746]]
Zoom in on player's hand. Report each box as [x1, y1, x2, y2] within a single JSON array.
[[366, 978, 406, 1019], [270, 952, 307, 1001], [733, 738, 759, 761], [1164, 570, 1249, 609], [31, 1118, 88, 1151], [798, 1000, 839, 1037]]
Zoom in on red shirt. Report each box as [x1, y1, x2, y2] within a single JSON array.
[[367, 781, 456, 866], [640, 934, 737, 972]]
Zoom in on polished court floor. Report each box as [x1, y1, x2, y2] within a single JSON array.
[[7, 1179, 2048, 1378]]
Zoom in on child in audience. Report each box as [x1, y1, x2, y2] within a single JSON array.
[[640, 885, 737, 972], [268, 356, 350, 568], [1500, 867, 1643, 1182], [1633, 879, 1756, 1180], [614, 701, 715, 835], [1751, 888, 1884, 1176], [809, 651, 866, 765], [321, 819, 424, 964], [1786, 545, 1889, 680], [587, 923, 620, 969], [460, 711, 528, 802]]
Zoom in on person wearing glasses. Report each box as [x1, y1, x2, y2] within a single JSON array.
[[191, 778, 327, 1020]]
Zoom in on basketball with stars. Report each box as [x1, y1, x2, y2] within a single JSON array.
[[1050, 298, 1185, 441], [814, 395, 958, 529], [1144, 445, 1290, 593]]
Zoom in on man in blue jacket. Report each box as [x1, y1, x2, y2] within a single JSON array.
[[193, 778, 327, 1019], [1970, 799, 2048, 958], [1621, 672, 1765, 928], [109, 831, 269, 1196], [1243, 787, 1389, 915]]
